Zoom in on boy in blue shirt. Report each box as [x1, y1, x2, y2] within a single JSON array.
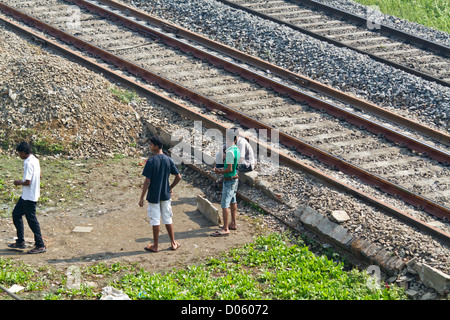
[[139, 136, 182, 252]]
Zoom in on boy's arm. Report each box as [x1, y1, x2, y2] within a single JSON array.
[[139, 178, 150, 207], [14, 179, 31, 186], [170, 174, 182, 195], [214, 164, 232, 174]]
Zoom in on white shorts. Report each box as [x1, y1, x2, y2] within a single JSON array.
[[147, 200, 173, 226]]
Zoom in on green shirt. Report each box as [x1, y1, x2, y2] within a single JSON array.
[[223, 145, 240, 178]]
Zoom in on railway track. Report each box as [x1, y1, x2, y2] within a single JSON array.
[[218, 0, 450, 87], [0, 0, 449, 248]]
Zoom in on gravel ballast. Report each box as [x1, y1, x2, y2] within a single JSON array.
[[125, 0, 449, 133]]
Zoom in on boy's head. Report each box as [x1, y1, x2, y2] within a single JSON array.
[[149, 135, 164, 152], [226, 127, 239, 147], [16, 141, 31, 159]]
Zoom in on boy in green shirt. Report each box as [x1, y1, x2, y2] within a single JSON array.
[[212, 128, 240, 237]]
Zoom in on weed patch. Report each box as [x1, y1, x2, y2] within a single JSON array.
[[115, 233, 406, 300], [110, 86, 141, 104], [355, 0, 449, 33], [0, 128, 67, 156], [0, 234, 407, 300]]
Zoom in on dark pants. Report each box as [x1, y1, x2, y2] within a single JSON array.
[[12, 197, 45, 247], [238, 163, 254, 172]]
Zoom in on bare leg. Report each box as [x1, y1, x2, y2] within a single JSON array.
[[221, 208, 230, 234], [229, 202, 237, 230], [165, 224, 180, 250], [145, 225, 159, 252], [210, 208, 231, 237]]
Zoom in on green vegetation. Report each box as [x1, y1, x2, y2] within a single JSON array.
[[0, 258, 47, 292], [0, 155, 90, 217], [110, 86, 141, 104], [0, 128, 67, 156], [117, 233, 405, 300], [0, 234, 406, 300], [354, 0, 449, 33]]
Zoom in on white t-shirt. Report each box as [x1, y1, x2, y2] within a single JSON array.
[[21, 154, 40, 202], [236, 137, 255, 166]]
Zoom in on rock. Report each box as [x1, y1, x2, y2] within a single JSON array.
[[405, 289, 419, 300], [330, 210, 350, 223], [100, 286, 131, 300], [414, 262, 450, 295], [420, 292, 437, 300], [8, 284, 25, 294], [8, 89, 17, 101], [0, 27, 142, 159]]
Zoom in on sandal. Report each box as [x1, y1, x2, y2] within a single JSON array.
[[210, 231, 230, 237]]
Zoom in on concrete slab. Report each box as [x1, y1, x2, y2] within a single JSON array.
[[414, 263, 450, 295], [72, 226, 93, 233], [196, 194, 221, 226]]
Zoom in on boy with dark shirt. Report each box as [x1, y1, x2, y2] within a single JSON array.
[[139, 136, 182, 252]]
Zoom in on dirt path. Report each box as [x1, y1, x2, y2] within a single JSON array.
[[0, 157, 259, 272]]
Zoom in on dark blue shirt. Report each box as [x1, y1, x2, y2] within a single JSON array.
[[142, 154, 180, 203]]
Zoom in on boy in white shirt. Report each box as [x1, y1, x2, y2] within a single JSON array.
[[215, 128, 256, 172], [236, 135, 255, 172], [7, 142, 46, 254]]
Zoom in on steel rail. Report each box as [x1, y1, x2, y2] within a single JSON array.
[[95, 0, 450, 147], [294, 0, 450, 58], [216, 0, 450, 87], [67, 0, 450, 165], [1, 0, 448, 221], [0, 12, 449, 245]]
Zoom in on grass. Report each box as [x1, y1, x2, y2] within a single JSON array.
[[0, 155, 91, 217], [354, 0, 450, 33], [0, 233, 406, 300], [0, 258, 47, 292], [110, 85, 141, 104], [0, 128, 67, 156]]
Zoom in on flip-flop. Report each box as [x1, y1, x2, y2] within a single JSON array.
[[144, 245, 158, 252], [210, 231, 230, 237]]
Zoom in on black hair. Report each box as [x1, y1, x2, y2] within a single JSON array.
[[149, 135, 164, 150], [16, 141, 31, 154], [227, 127, 239, 144]]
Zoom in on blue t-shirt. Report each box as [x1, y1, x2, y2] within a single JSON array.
[[142, 154, 180, 203]]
